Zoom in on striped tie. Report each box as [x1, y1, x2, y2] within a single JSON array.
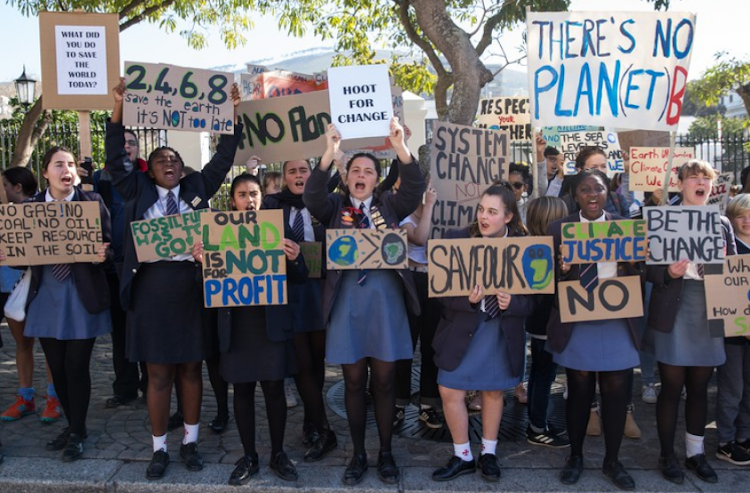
[[52, 263, 71, 282], [579, 263, 599, 292], [166, 190, 179, 216], [357, 207, 370, 285], [697, 263, 705, 279], [292, 209, 305, 243], [485, 294, 501, 319]]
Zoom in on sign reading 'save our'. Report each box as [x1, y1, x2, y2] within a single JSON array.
[[645, 206, 725, 265]]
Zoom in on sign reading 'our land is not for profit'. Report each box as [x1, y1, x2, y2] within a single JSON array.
[[561, 220, 647, 264], [645, 206, 726, 265]]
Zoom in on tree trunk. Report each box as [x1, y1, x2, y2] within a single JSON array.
[[10, 96, 48, 167]]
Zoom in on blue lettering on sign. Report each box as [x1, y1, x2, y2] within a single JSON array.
[[204, 274, 287, 307]]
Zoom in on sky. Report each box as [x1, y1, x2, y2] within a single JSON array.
[[0, 0, 745, 84]]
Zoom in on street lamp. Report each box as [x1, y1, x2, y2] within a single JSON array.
[[14, 65, 36, 110]]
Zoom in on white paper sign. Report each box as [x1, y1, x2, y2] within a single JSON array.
[[55, 25, 108, 95], [328, 65, 393, 140], [708, 172, 733, 215], [526, 11, 696, 131]]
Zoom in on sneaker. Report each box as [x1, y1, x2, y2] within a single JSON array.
[[418, 407, 443, 429], [526, 425, 570, 449], [40, 396, 62, 423], [393, 406, 405, 427], [642, 384, 658, 404], [737, 439, 750, 453], [716, 442, 750, 466], [1, 395, 35, 421], [284, 384, 297, 408]]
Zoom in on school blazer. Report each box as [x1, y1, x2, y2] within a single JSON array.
[[431, 227, 533, 376], [646, 215, 736, 333], [546, 212, 645, 354], [26, 188, 113, 314], [302, 157, 425, 322], [105, 120, 243, 309]]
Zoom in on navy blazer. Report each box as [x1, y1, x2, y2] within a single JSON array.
[[105, 120, 242, 309], [646, 215, 736, 333], [546, 212, 645, 354], [303, 157, 425, 322], [431, 227, 533, 376], [26, 188, 113, 314]]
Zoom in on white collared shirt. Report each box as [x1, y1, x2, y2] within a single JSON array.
[[45, 188, 75, 202], [289, 207, 314, 242], [579, 211, 617, 279], [144, 184, 193, 262], [352, 196, 375, 229]]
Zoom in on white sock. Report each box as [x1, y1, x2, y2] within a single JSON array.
[[183, 422, 200, 445], [481, 437, 497, 456], [153, 434, 167, 453], [685, 432, 705, 458], [453, 442, 473, 461]]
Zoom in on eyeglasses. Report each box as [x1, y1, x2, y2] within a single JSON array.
[[511, 182, 525, 190]]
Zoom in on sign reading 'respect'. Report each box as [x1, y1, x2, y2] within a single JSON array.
[[327, 65, 393, 140]]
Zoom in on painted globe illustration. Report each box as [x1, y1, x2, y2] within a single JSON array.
[[329, 235, 359, 266]]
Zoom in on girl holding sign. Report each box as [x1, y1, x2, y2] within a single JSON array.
[[105, 78, 242, 479], [646, 160, 736, 485], [303, 118, 424, 486], [0, 146, 113, 462], [430, 183, 532, 483], [547, 169, 644, 490]]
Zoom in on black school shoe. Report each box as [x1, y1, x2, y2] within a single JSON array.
[[304, 429, 337, 462], [46, 427, 87, 452], [658, 454, 684, 484], [145, 450, 170, 480], [180, 442, 204, 471], [685, 453, 718, 483], [269, 451, 298, 482], [377, 451, 399, 484], [432, 455, 476, 481], [560, 455, 583, 485], [61, 433, 84, 462], [343, 453, 368, 485], [602, 459, 635, 491], [478, 453, 501, 482], [209, 415, 229, 434], [229, 454, 259, 485]]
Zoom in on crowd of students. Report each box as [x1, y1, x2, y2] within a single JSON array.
[[0, 78, 748, 490]]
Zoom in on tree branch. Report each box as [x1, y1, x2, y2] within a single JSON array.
[[393, 0, 447, 78], [475, 10, 505, 57], [119, 0, 149, 20], [120, 0, 177, 31]]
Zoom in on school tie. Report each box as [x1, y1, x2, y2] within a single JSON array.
[[579, 263, 599, 292], [357, 205, 370, 285], [166, 190, 179, 216], [485, 294, 501, 320], [52, 263, 71, 282], [292, 209, 305, 243], [697, 263, 705, 279]]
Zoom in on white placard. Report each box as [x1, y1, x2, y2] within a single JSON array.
[[328, 65, 393, 140], [54, 25, 108, 95]]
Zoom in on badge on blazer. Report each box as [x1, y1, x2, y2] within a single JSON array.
[[190, 196, 201, 208]]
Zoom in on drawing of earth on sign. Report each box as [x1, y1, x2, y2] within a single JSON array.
[[522, 244, 553, 290], [329, 235, 359, 266], [381, 232, 407, 266]]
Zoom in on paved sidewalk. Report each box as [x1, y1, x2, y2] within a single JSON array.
[[0, 324, 747, 492]]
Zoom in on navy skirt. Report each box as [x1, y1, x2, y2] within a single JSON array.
[[552, 318, 639, 372]]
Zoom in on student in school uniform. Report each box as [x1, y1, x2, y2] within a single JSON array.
[[0, 146, 113, 462], [105, 77, 243, 479], [303, 118, 425, 486]]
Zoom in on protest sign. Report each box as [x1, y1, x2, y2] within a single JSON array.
[[325, 229, 408, 271], [645, 206, 725, 265], [629, 147, 695, 191], [429, 122, 509, 238], [201, 210, 287, 308], [343, 85, 406, 159], [617, 130, 670, 152], [239, 73, 264, 101], [328, 65, 393, 140], [476, 97, 532, 141], [427, 236, 555, 297], [300, 241, 322, 278], [39, 12, 120, 110], [561, 220, 647, 264], [123, 62, 235, 134], [705, 255, 750, 337], [130, 210, 206, 263], [526, 11, 696, 131], [551, 129, 622, 175], [0, 202, 102, 265], [263, 69, 325, 98], [708, 172, 733, 215], [559, 275, 643, 323]]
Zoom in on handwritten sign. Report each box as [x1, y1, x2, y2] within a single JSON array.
[[708, 172, 733, 215], [526, 11, 696, 131], [325, 229, 408, 270], [705, 255, 750, 337], [629, 147, 695, 192], [556, 130, 622, 176], [0, 202, 102, 265], [328, 65, 393, 140], [123, 62, 234, 134], [476, 97, 532, 141], [429, 122, 509, 239], [300, 241, 322, 278], [645, 206, 725, 265], [561, 220, 647, 264], [131, 210, 206, 263], [39, 12, 120, 110], [201, 210, 287, 308], [559, 275, 643, 322], [427, 236, 555, 297]]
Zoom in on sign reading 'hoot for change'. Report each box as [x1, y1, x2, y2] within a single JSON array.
[[325, 229, 408, 271]]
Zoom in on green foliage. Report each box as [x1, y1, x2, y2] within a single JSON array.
[[690, 53, 750, 109], [687, 115, 747, 140]]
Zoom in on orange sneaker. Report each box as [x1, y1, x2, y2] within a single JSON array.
[[1, 395, 35, 421], [40, 396, 62, 423]]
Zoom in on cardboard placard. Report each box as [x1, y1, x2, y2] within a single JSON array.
[[122, 62, 235, 134], [541, 128, 622, 176], [130, 210, 206, 263], [629, 147, 695, 192], [526, 11, 696, 131], [476, 97, 532, 141], [328, 65, 393, 140], [300, 241, 322, 279], [559, 275, 643, 322], [645, 206, 725, 265], [39, 12, 120, 110], [617, 130, 671, 152], [201, 210, 287, 308], [705, 255, 750, 337], [429, 122, 509, 238], [325, 229, 408, 270], [0, 202, 102, 265], [561, 220, 647, 264], [708, 172, 733, 215], [427, 236, 555, 297]]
